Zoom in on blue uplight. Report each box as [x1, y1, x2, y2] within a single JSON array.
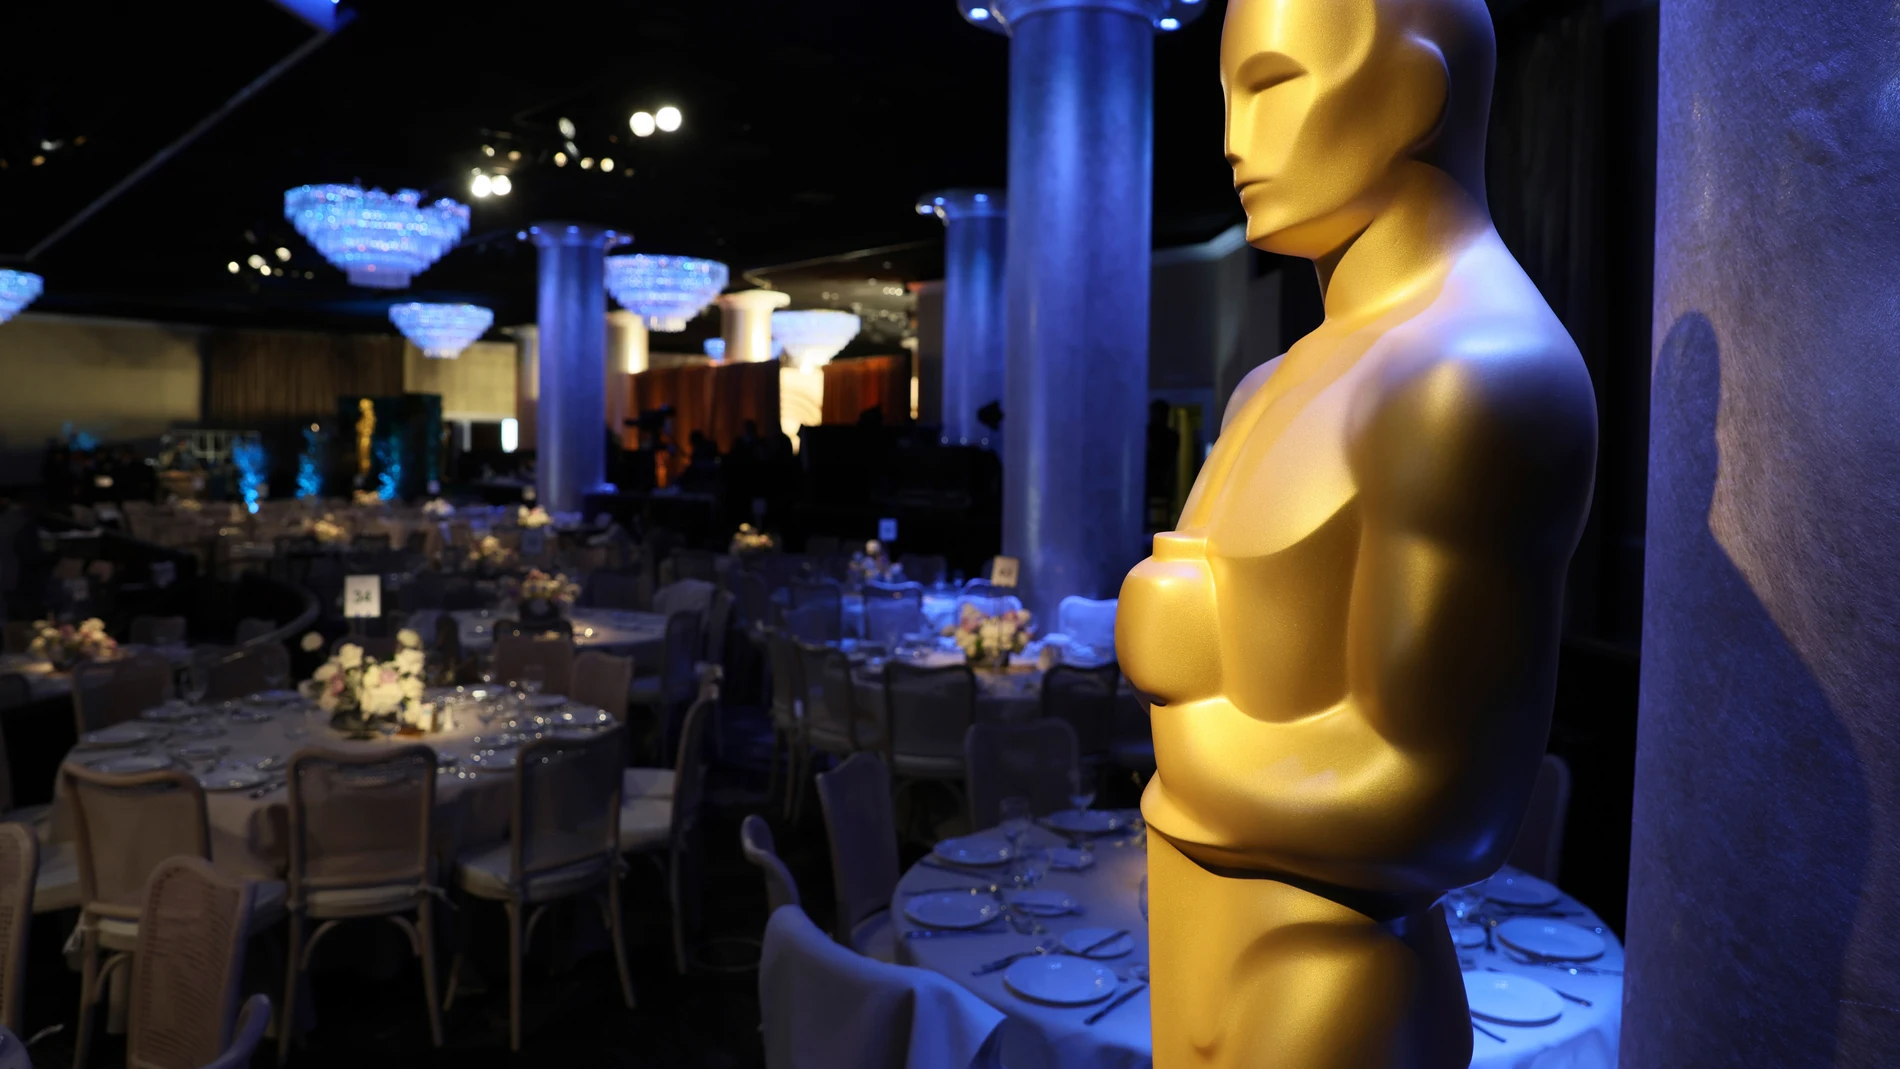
[[374, 433, 401, 501], [970, 7, 991, 19], [389, 302, 494, 358], [0, 270, 44, 323], [284, 185, 470, 289], [1159, 17, 1180, 29], [605, 254, 730, 332], [704, 338, 727, 359], [297, 427, 324, 499], [232, 437, 268, 514]]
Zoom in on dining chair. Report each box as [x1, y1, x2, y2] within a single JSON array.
[[1054, 595, 1119, 656], [964, 718, 1080, 831], [127, 615, 187, 648], [1040, 663, 1120, 764], [896, 553, 947, 588], [492, 633, 575, 697], [758, 904, 1004, 1069], [765, 631, 806, 821], [571, 651, 633, 721], [1507, 753, 1574, 883], [232, 617, 276, 644], [787, 582, 843, 641], [781, 602, 834, 646], [863, 599, 927, 649], [630, 611, 703, 757], [619, 682, 718, 973], [447, 726, 635, 1052], [129, 857, 273, 1069], [72, 653, 174, 736], [60, 764, 285, 1069], [733, 572, 772, 633], [814, 753, 901, 962], [654, 579, 717, 621], [581, 568, 649, 612], [671, 549, 719, 584], [0, 675, 36, 821], [0, 823, 35, 1035], [703, 590, 736, 668], [884, 662, 976, 843], [739, 815, 801, 914], [800, 644, 857, 758], [280, 746, 444, 1062], [197, 643, 291, 703]]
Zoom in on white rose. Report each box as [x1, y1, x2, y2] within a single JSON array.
[[396, 628, 422, 649], [400, 677, 425, 701], [395, 648, 425, 675], [313, 662, 338, 682], [337, 644, 363, 669]]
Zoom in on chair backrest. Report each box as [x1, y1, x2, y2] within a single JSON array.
[[739, 815, 800, 913], [883, 663, 976, 763], [511, 726, 625, 886], [653, 578, 716, 620], [659, 611, 704, 706], [570, 651, 633, 720], [61, 765, 210, 919], [862, 581, 925, 607], [667, 687, 720, 948], [73, 653, 175, 735], [703, 590, 736, 667], [129, 615, 188, 647], [782, 601, 837, 645], [286, 746, 436, 901], [1055, 596, 1118, 655], [759, 904, 1004, 1069], [964, 719, 1078, 831], [1508, 753, 1573, 883], [799, 644, 855, 745], [0, 823, 34, 1032], [232, 617, 275, 644], [128, 857, 257, 1069], [198, 643, 290, 702], [898, 554, 947, 588], [582, 569, 648, 612], [767, 630, 805, 728], [864, 600, 927, 648], [1040, 663, 1120, 757], [0, 675, 28, 813], [672, 550, 719, 584], [734, 572, 772, 629], [814, 753, 900, 940], [492, 634, 576, 697]]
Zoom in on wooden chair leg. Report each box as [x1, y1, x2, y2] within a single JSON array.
[[607, 877, 638, 1007], [73, 927, 99, 1069], [506, 900, 523, 1053], [417, 904, 445, 1048], [279, 911, 305, 1065]]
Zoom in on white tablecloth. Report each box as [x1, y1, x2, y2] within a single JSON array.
[[894, 831, 1622, 1069], [409, 607, 666, 663]]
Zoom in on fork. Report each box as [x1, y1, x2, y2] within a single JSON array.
[[1482, 965, 1592, 1006], [973, 939, 1056, 975]]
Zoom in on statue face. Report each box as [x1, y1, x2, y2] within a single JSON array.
[[1222, 0, 1445, 257]]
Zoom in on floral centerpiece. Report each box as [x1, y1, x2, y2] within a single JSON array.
[[945, 603, 1033, 669], [511, 569, 580, 622], [517, 505, 552, 528], [849, 539, 904, 586], [306, 629, 429, 736], [422, 498, 456, 517], [302, 513, 348, 545], [467, 534, 514, 571], [352, 488, 382, 507], [30, 617, 117, 671], [173, 497, 203, 512], [730, 524, 776, 553]]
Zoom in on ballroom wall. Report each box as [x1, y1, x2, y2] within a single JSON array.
[[401, 339, 517, 422]]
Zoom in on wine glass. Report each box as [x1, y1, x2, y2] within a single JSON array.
[[520, 663, 545, 700], [1066, 766, 1096, 816], [998, 796, 1032, 864], [1015, 846, 1051, 889]]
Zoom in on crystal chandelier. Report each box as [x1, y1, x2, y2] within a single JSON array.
[[772, 310, 862, 369], [604, 254, 729, 332], [0, 270, 44, 323], [285, 185, 471, 289], [389, 302, 494, 359]]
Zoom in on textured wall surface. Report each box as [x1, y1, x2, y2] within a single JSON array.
[[1626, 1, 1900, 1064]]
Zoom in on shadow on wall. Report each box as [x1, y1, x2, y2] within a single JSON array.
[[1623, 311, 1868, 1065]]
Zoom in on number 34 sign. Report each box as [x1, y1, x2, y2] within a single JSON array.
[[344, 575, 382, 619]]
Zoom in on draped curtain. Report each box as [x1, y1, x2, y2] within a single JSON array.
[[203, 329, 406, 426], [629, 360, 781, 482], [820, 356, 909, 426]]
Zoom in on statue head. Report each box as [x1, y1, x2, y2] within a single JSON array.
[[1222, 0, 1495, 258]]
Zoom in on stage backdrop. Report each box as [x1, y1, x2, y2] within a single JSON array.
[[629, 360, 781, 482], [821, 355, 910, 426]]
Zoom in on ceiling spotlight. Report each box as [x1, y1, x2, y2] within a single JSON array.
[[600, 157, 615, 172], [30, 156, 44, 167], [257, 262, 271, 275], [247, 254, 266, 269], [580, 157, 595, 170], [274, 246, 291, 261], [629, 111, 656, 138], [226, 261, 240, 274], [558, 117, 576, 139], [482, 144, 495, 157], [491, 175, 512, 195], [655, 106, 682, 132], [507, 150, 521, 161], [554, 151, 568, 166], [470, 173, 493, 197]]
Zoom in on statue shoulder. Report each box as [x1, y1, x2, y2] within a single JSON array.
[[1222, 355, 1284, 431]]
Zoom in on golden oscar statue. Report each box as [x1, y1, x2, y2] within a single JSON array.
[[1117, 1, 1598, 1066]]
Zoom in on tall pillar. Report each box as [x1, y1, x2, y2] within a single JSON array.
[[960, 0, 1202, 620], [717, 289, 790, 363], [528, 222, 623, 513], [507, 324, 538, 452], [918, 189, 1006, 447], [1626, 2, 1900, 1064], [606, 310, 649, 448]]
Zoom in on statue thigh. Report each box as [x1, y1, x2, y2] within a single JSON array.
[[1146, 835, 1471, 1069]]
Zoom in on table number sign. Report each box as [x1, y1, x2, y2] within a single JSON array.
[[878, 517, 899, 542], [989, 556, 1020, 588], [344, 575, 382, 619]]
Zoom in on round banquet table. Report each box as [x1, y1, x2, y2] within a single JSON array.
[[848, 648, 1141, 729], [47, 691, 610, 880], [893, 827, 1623, 1069], [408, 607, 667, 664]]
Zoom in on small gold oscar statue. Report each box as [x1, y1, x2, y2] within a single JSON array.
[[355, 398, 376, 478], [1118, 2, 1599, 1065]]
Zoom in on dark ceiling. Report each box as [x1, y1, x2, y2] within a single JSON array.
[[0, 0, 1240, 340]]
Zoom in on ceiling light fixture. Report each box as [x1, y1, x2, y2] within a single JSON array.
[[490, 175, 512, 196], [558, 117, 576, 139], [772, 309, 862, 370], [471, 174, 493, 197], [580, 157, 594, 170], [629, 111, 656, 138], [227, 261, 240, 274], [605, 254, 731, 332], [390, 302, 494, 359], [284, 184, 470, 289], [554, 151, 568, 166], [3, 271, 48, 322], [655, 106, 682, 132], [600, 157, 615, 172], [274, 247, 291, 261]]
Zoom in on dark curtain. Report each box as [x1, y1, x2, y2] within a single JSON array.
[[706, 361, 782, 447], [821, 356, 909, 426], [630, 361, 780, 482], [203, 329, 405, 425]]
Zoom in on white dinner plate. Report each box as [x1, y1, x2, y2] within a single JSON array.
[[1003, 957, 1117, 1006], [1005, 889, 1077, 917], [1048, 847, 1095, 872], [1463, 971, 1564, 1026], [1060, 927, 1135, 959], [903, 891, 1003, 930], [140, 701, 200, 722], [1041, 809, 1124, 836], [1484, 872, 1562, 908], [198, 767, 270, 792], [80, 722, 167, 747], [1451, 924, 1487, 949], [465, 749, 519, 772], [933, 834, 1013, 867], [246, 690, 303, 705], [172, 742, 229, 761], [88, 753, 174, 775], [1495, 918, 1606, 962]]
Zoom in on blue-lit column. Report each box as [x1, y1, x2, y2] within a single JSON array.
[[528, 222, 625, 512], [918, 189, 1007, 448], [960, 0, 1203, 621]]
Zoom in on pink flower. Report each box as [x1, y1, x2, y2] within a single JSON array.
[[327, 675, 345, 695]]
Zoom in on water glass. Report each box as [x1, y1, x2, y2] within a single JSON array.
[[1067, 766, 1096, 813], [520, 664, 545, 698], [1015, 847, 1051, 888], [998, 796, 1032, 854]]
